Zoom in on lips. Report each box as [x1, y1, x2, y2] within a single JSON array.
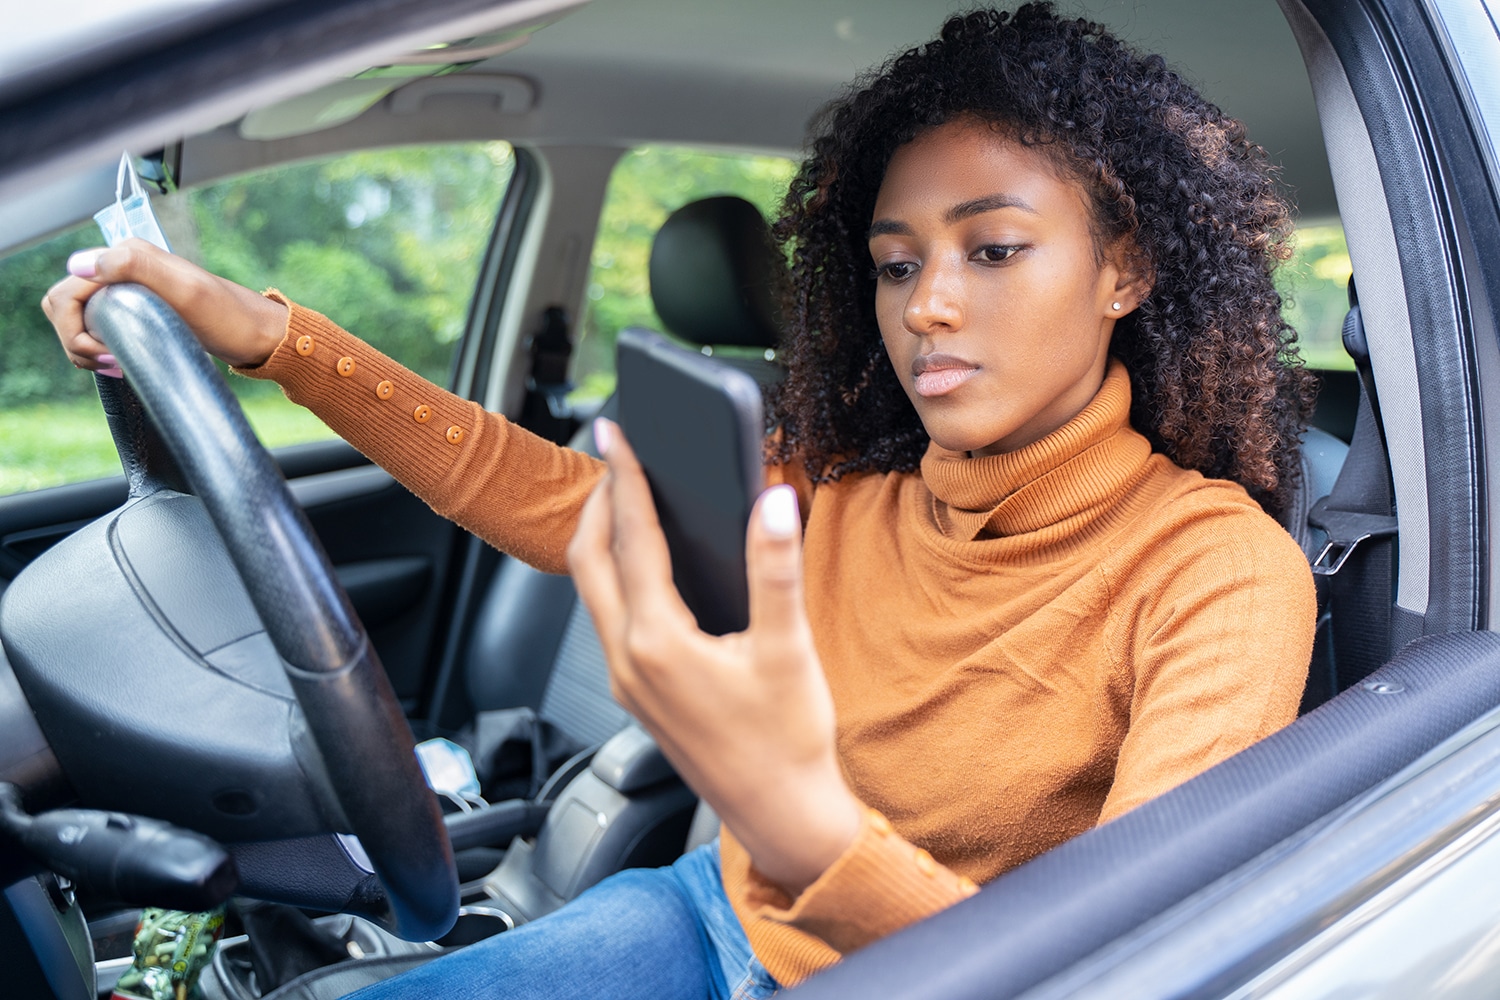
[[911, 353, 979, 398]]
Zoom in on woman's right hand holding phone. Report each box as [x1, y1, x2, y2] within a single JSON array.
[[40, 237, 287, 373]]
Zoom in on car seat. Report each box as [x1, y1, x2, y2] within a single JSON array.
[[444, 196, 787, 875], [217, 196, 787, 1000]]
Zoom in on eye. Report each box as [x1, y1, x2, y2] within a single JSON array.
[[974, 244, 1022, 264], [873, 260, 917, 283]]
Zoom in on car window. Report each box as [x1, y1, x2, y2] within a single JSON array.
[[568, 147, 1352, 408], [568, 146, 797, 407], [0, 142, 515, 496], [1279, 220, 1353, 371]]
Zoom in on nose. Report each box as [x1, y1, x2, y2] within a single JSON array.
[[902, 259, 964, 335]]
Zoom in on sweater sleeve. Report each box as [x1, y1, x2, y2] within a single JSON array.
[[1099, 496, 1316, 821], [720, 811, 977, 986], [236, 295, 603, 574]]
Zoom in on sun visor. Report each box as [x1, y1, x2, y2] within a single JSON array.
[[238, 24, 548, 141]]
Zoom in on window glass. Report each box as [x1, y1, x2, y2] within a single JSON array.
[[569, 146, 797, 406], [1279, 221, 1354, 371], [0, 142, 514, 495], [572, 150, 1353, 406]]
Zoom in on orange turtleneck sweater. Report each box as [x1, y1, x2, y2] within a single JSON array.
[[241, 299, 1316, 986]]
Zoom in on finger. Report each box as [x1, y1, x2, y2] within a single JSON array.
[[70, 238, 170, 286], [62, 330, 114, 365], [597, 420, 694, 628], [45, 242, 212, 376], [42, 275, 112, 366], [568, 478, 630, 653], [63, 247, 108, 281], [746, 484, 810, 643], [72, 240, 212, 324]]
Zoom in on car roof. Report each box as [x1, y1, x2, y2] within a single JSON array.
[[0, 0, 1336, 252], [498, 0, 1334, 218]]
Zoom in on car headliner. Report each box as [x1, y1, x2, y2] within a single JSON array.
[[0, 0, 1335, 253], [496, 0, 1335, 217]]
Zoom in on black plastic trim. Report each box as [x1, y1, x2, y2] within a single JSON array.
[[1020, 698, 1500, 997], [452, 145, 540, 405], [422, 146, 541, 728], [1302, 0, 1487, 633], [0, 439, 371, 579]]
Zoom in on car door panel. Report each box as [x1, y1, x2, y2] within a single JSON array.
[[298, 466, 461, 710], [0, 437, 463, 712]]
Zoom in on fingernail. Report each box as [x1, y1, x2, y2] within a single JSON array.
[[759, 484, 800, 538], [96, 354, 117, 367], [67, 249, 104, 278], [593, 418, 614, 456], [98, 367, 123, 379]]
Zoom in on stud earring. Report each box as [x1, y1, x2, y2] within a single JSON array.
[[1111, 301, 1122, 312]]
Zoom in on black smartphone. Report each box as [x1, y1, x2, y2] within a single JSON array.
[[616, 327, 765, 636]]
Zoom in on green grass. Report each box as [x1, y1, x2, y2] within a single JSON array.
[[0, 391, 337, 495]]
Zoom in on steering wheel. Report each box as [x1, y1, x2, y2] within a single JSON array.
[[29, 283, 456, 939]]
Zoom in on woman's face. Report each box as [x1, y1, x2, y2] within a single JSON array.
[[869, 119, 1144, 457]]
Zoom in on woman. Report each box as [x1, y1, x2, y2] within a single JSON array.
[[44, 5, 1317, 997]]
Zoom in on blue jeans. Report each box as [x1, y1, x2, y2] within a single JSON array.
[[344, 842, 781, 999]]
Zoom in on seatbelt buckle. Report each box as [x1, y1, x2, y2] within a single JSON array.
[[1307, 499, 1398, 577]]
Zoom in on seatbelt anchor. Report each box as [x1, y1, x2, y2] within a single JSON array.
[[1307, 498, 1398, 577]]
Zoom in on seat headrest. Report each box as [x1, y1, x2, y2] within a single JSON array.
[[648, 196, 785, 349]]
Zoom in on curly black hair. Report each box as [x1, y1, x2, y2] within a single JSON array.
[[769, 3, 1316, 517]]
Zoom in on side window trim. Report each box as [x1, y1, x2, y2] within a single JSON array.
[[454, 145, 541, 408]]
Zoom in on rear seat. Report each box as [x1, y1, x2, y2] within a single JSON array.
[[449, 196, 787, 882]]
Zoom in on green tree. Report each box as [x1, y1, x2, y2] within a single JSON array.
[[0, 144, 515, 492], [1275, 223, 1354, 370], [0, 144, 514, 411], [189, 142, 515, 385], [571, 147, 797, 401], [0, 225, 103, 406]]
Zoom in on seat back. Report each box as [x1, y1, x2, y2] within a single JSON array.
[[461, 196, 787, 753], [648, 195, 786, 352]]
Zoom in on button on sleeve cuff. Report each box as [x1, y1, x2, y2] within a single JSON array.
[[229, 292, 604, 575]]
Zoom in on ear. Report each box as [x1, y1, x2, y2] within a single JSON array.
[[1103, 241, 1152, 317]]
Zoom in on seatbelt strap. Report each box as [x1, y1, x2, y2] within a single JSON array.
[[518, 305, 578, 443], [1306, 301, 1398, 688]]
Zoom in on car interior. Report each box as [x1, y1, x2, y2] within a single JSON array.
[[1, 0, 1498, 997]]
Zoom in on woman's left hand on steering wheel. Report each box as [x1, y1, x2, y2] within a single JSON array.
[[568, 418, 863, 895]]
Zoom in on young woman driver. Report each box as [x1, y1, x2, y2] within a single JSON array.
[[44, 5, 1317, 997]]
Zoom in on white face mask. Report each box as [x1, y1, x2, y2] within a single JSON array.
[[94, 152, 172, 252]]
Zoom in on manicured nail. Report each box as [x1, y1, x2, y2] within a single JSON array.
[[98, 367, 123, 379], [96, 354, 117, 367], [67, 249, 104, 278], [759, 484, 800, 538], [593, 418, 614, 456]]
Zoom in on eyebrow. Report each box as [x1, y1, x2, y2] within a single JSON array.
[[946, 193, 1038, 223], [868, 193, 1039, 239]]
